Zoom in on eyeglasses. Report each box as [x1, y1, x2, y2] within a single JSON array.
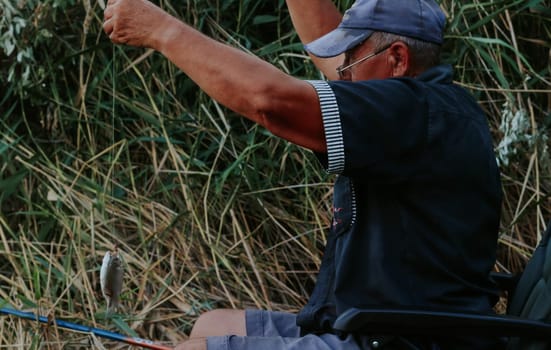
[[336, 43, 392, 79]]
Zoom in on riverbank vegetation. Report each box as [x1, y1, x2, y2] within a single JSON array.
[[0, 0, 549, 347]]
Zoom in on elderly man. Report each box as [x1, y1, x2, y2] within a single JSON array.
[[103, 0, 503, 349]]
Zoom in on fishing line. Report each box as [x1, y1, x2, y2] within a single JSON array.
[[101, 37, 125, 315], [111, 42, 116, 235]]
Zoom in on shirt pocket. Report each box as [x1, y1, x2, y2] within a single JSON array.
[[331, 175, 356, 237]]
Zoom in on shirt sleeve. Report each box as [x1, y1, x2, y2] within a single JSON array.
[[307, 78, 433, 180]]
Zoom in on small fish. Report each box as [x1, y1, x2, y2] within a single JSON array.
[[100, 248, 124, 314]]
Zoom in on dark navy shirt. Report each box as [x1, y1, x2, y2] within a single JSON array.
[[297, 65, 503, 349]]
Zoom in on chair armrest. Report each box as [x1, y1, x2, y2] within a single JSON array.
[[333, 307, 551, 339]]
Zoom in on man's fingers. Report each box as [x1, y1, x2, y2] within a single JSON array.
[[103, 2, 118, 38], [103, 18, 113, 36], [103, 5, 113, 21]]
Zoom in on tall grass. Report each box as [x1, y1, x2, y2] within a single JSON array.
[[0, 0, 549, 348]]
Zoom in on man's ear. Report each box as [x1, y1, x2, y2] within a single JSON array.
[[388, 41, 411, 77]]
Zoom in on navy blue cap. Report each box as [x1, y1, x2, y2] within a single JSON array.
[[305, 0, 446, 58]]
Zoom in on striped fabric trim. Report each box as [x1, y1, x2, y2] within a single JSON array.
[[305, 80, 345, 174]]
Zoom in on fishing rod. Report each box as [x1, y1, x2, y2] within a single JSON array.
[[0, 307, 172, 350]]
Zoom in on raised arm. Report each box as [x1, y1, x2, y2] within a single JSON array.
[[286, 0, 343, 80], [103, 0, 326, 153]]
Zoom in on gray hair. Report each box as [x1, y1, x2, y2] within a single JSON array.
[[369, 31, 442, 71]]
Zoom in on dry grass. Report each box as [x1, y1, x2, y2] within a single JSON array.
[[0, 0, 549, 348]]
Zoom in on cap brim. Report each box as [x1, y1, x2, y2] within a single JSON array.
[[304, 28, 373, 58]]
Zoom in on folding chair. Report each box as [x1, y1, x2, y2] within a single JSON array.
[[333, 220, 551, 349]]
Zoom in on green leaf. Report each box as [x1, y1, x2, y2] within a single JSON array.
[[112, 316, 140, 338], [253, 15, 278, 25]]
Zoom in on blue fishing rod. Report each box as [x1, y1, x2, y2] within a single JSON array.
[[0, 307, 172, 350]]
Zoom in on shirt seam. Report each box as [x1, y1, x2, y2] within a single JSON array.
[[305, 80, 345, 174]]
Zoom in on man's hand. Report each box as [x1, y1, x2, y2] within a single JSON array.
[[103, 0, 172, 49]]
